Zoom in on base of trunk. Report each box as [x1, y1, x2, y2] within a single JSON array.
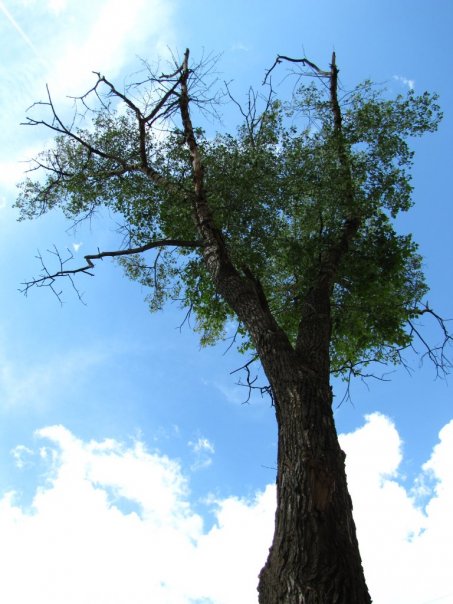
[[257, 377, 371, 604]]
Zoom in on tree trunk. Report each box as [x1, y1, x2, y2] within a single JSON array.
[[257, 363, 372, 603], [179, 52, 371, 602]]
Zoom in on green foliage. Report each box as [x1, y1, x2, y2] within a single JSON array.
[[16, 75, 441, 374]]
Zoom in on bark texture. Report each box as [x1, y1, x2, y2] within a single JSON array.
[[257, 360, 371, 603]]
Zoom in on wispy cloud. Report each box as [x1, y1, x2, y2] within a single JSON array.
[[231, 41, 249, 52], [188, 436, 215, 470], [0, 1, 47, 66], [0, 0, 177, 190], [0, 345, 110, 409], [46, 0, 176, 97], [10, 444, 34, 469]]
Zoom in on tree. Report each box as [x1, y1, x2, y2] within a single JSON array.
[[16, 50, 446, 603]]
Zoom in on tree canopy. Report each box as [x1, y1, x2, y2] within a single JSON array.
[[16, 54, 442, 377]]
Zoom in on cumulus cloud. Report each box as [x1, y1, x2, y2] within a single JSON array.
[[0, 426, 274, 604], [0, 414, 452, 603], [340, 413, 453, 604]]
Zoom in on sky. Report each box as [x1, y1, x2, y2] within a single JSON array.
[[0, 1, 452, 603]]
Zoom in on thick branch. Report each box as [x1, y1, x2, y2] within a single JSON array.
[[286, 53, 360, 367], [178, 50, 303, 395], [179, 49, 231, 272], [318, 52, 360, 289], [268, 53, 360, 294]]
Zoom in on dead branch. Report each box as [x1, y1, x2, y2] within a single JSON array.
[[224, 82, 275, 146], [21, 239, 203, 301], [230, 355, 274, 404], [21, 54, 216, 192], [263, 54, 331, 86], [408, 303, 452, 376]]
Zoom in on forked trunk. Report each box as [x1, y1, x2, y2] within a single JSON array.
[[179, 51, 371, 601], [257, 369, 371, 603]]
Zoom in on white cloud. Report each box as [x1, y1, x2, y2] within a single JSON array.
[[10, 444, 35, 469], [393, 74, 415, 90], [46, 0, 67, 14], [188, 436, 215, 470], [0, 426, 272, 604], [1, 414, 452, 603], [45, 0, 176, 97], [340, 413, 453, 604], [189, 437, 215, 455]]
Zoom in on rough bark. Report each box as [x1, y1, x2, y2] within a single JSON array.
[[257, 352, 371, 603]]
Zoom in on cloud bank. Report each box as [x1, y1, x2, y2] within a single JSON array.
[[1, 414, 452, 604]]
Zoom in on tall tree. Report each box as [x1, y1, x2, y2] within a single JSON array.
[[17, 50, 446, 602]]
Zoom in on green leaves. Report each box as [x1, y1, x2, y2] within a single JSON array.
[[16, 69, 442, 374]]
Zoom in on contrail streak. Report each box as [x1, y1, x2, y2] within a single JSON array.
[[0, 0, 47, 66]]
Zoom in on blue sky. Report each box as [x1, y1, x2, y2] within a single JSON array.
[[0, 1, 452, 602]]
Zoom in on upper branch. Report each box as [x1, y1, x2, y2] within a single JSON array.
[[23, 86, 133, 172], [22, 69, 188, 192], [317, 52, 360, 290], [263, 54, 330, 85], [266, 52, 360, 295], [178, 49, 230, 265]]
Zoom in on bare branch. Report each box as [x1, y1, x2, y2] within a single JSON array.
[[21, 239, 204, 297], [263, 54, 330, 85], [22, 69, 188, 192], [22, 85, 133, 171], [407, 303, 452, 377], [224, 82, 275, 147], [230, 355, 274, 405], [177, 303, 194, 332]]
